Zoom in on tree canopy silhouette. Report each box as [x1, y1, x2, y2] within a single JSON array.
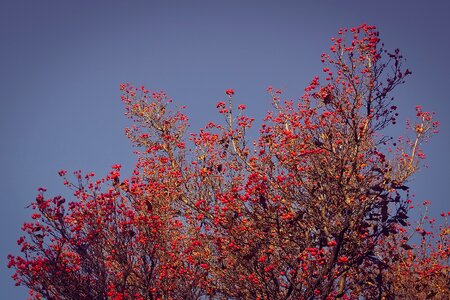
[[8, 24, 449, 299]]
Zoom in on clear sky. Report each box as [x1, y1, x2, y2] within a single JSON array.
[[1, 0, 449, 297]]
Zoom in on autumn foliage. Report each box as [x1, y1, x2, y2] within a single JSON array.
[[8, 24, 449, 299]]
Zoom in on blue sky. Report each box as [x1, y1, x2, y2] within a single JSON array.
[[1, 1, 449, 297]]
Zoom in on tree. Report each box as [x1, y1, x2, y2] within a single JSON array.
[[8, 24, 449, 299]]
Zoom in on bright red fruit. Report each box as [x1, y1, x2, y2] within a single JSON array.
[[225, 88, 234, 96]]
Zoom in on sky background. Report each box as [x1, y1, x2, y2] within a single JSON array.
[[1, 0, 449, 297]]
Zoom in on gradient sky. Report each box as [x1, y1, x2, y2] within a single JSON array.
[[1, 1, 449, 297]]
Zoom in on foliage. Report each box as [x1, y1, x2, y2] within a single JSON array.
[[8, 24, 449, 299]]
